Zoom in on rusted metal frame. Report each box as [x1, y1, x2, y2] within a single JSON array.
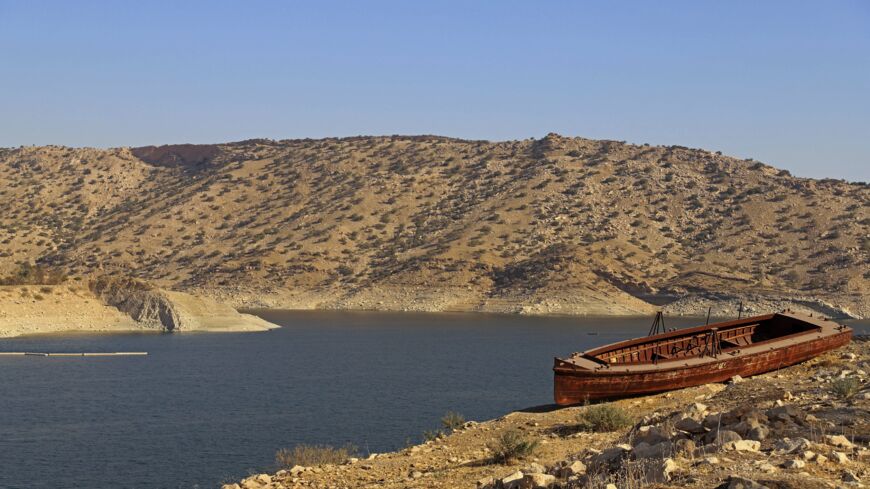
[[599, 322, 768, 365], [584, 314, 778, 358]]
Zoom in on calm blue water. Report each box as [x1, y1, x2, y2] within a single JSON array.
[[0, 311, 866, 489]]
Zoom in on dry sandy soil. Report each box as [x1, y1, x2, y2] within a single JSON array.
[[0, 283, 277, 338], [0, 134, 866, 320], [225, 338, 870, 489]]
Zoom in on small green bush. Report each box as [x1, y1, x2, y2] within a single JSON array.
[[422, 429, 442, 442], [577, 404, 633, 432], [831, 377, 861, 399], [441, 411, 466, 431], [488, 430, 539, 464], [275, 443, 357, 468]]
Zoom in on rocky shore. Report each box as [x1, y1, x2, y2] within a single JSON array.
[[223, 337, 869, 489]]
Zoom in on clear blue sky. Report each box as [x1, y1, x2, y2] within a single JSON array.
[[1, 1, 867, 181]]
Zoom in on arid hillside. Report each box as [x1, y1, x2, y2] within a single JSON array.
[[1, 134, 867, 317]]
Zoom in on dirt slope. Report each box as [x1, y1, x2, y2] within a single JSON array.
[[0, 134, 866, 317]]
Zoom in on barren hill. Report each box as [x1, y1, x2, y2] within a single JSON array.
[[1, 134, 867, 317]]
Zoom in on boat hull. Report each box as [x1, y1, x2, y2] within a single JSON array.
[[554, 324, 851, 405]]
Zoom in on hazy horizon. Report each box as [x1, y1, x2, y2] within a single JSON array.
[[1, 1, 867, 181]]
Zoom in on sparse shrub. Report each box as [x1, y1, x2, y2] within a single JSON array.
[[274, 443, 357, 468], [0, 263, 67, 285], [577, 404, 633, 432], [441, 411, 466, 431], [422, 429, 442, 442], [488, 429, 539, 464], [831, 377, 861, 399]]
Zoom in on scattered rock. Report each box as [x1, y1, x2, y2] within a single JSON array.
[[842, 469, 861, 485], [686, 402, 709, 417], [644, 457, 678, 483], [773, 437, 810, 455], [697, 456, 720, 466], [673, 438, 696, 457], [554, 460, 586, 478], [476, 476, 494, 488], [589, 446, 629, 471], [718, 476, 770, 489], [704, 429, 742, 446], [519, 472, 556, 489], [730, 375, 745, 384], [826, 435, 855, 449], [721, 440, 761, 452], [632, 441, 669, 459], [832, 451, 850, 464], [633, 425, 671, 446], [675, 417, 706, 434], [500, 470, 524, 489], [781, 459, 806, 469]]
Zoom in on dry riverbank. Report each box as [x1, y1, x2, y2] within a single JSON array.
[[0, 283, 278, 338], [224, 338, 869, 489], [203, 284, 864, 320]]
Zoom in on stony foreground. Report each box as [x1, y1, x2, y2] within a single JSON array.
[[223, 337, 869, 489]]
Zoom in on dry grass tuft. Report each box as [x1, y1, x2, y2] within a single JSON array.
[[488, 429, 539, 464], [275, 443, 358, 468], [577, 404, 633, 432]]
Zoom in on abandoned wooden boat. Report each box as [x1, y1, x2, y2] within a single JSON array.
[[554, 311, 852, 405]]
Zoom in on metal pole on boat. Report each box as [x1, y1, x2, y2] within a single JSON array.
[[648, 311, 666, 336], [705, 307, 711, 326]]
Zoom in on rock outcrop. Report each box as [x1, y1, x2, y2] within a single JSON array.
[[89, 275, 278, 333]]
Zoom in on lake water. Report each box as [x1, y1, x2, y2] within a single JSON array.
[[0, 311, 866, 489]]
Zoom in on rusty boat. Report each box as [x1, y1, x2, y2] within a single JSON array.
[[554, 311, 852, 405]]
